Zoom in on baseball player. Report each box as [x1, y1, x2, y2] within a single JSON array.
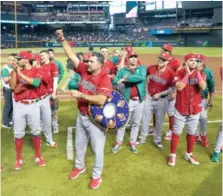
[[10, 51, 46, 170], [168, 53, 206, 167], [117, 46, 142, 70], [100, 46, 116, 79], [137, 52, 175, 149], [149, 44, 181, 139], [32, 51, 57, 148], [112, 51, 146, 154], [110, 49, 120, 65], [211, 66, 222, 162], [48, 48, 64, 133], [56, 29, 113, 189], [1, 53, 17, 128], [195, 54, 215, 147]]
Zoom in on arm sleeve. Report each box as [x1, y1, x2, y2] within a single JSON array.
[[207, 71, 215, 93], [57, 61, 65, 83], [1, 68, 9, 78], [126, 66, 147, 83], [32, 78, 41, 87], [112, 69, 123, 86]]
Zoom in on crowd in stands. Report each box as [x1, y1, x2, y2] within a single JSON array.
[[177, 17, 214, 28], [1, 3, 29, 15], [1, 30, 154, 44]]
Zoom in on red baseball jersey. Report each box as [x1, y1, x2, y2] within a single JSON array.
[[13, 68, 42, 101], [168, 57, 181, 73], [174, 68, 206, 115], [41, 62, 58, 94], [147, 65, 175, 96], [74, 62, 113, 115], [36, 68, 50, 97], [102, 59, 116, 76]]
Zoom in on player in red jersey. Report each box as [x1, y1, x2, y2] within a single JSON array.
[[10, 51, 46, 170], [149, 44, 182, 139], [100, 46, 116, 79], [167, 53, 206, 167], [137, 52, 175, 149], [56, 29, 113, 189]]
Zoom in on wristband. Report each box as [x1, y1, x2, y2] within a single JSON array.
[[197, 71, 203, 83], [181, 73, 189, 85], [81, 93, 86, 99]]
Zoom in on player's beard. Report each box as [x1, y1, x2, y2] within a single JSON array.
[[158, 62, 166, 70]]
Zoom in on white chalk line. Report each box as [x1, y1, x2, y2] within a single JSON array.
[[66, 119, 222, 160], [67, 127, 75, 160]]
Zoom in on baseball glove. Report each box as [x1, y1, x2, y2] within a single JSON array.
[[50, 97, 59, 110]]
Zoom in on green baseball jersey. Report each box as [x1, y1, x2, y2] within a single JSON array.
[[68, 72, 81, 90], [201, 66, 215, 99], [54, 59, 64, 83]]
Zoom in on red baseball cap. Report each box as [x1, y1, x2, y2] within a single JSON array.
[[124, 46, 133, 53], [83, 53, 91, 60], [196, 54, 206, 62], [16, 51, 33, 60], [158, 52, 170, 61], [32, 54, 41, 62], [184, 53, 196, 62], [127, 51, 138, 58], [162, 44, 173, 52]]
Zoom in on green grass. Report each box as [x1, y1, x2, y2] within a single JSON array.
[[1, 96, 222, 196]]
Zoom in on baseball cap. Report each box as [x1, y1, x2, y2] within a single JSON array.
[[158, 52, 170, 61], [32, 54, 41, 62], [162, 44, 173, 52], [184, 53, 196, 62], [127, 51, 138, 58], [196, 54, 206, 62], [83, 53, 91, 61], [16, 51, 33, 60], [124, 46, 133, 53]]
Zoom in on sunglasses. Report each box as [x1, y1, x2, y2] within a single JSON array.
[[197, 60, 203, 63], [83, 60, 89, 63], [162, 49, 169, 52], [159, 58, 167, 62]]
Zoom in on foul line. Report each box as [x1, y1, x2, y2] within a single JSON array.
[[67, 127, 74, 160], [66, 120, 221, 160]]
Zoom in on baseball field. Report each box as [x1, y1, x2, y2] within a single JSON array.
[[1, 47, 222, 196]]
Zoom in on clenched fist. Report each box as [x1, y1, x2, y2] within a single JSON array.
[[56, 29, 65, 41]]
